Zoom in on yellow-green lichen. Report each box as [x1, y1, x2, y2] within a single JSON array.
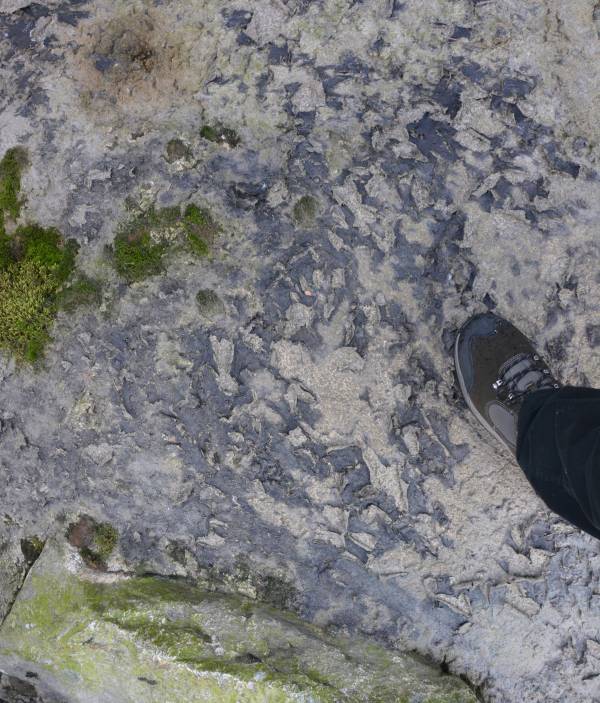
[[0, 541, 478, 703]]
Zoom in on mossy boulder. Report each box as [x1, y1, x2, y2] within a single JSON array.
[[0, 538, 477, 703]]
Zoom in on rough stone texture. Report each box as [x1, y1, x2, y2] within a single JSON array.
[[0, 538, 475, 703], [1, 1, 600, 702]]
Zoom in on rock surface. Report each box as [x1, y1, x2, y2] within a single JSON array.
[[0, 538, 475, 703], [1, 1, 600, 702]]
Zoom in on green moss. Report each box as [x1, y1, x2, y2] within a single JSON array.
[[78, 522, 118, 569], [0, 225, 77, 361], [94, 522, 118, 560], [66, 516, 119, 569], [200, 125, 218, 141], [184, 203, 210, 227], [184, 204, 219, 258], [200, 124, 241, 148], [113, 204, 220, 279], [188, 233, 209, 257], [0, 147, 27, 224], [58, 275, 102, 312], [113, 228, 166, 282], [165, 139, 192, 163], [292, 196, 318, 227], [145, 205, 182, 228], [0, 229, 15, 271], [107, 617, 213, 664], [18, 224, 77, 283], [0, 150, 98, 362]]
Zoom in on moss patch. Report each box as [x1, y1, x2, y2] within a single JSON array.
[[112, 203, 219, 281], [165, 138, 192, 163], [94, 522, 119, 560], [0, 146, 27, 225], [114, 228, 166, 282], [58, 275, 102, 312], [200, 124, 241, 148], [0, 148, 98, 363], [292, 195, 318, 227], [112, 207, 175, 282], [183, 204, 219, 257], [0, 224, 78, 362], [67, 515, 119, 570]]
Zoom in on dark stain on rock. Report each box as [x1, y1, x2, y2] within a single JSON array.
[[223, 9, 253, 29], [432, 75, 463, 120], [407, 113, 459, 161], [20, 536, 44, 564], [544, 143, 580, 179], [586, 324, 600, 348], [451, 26, 472, 40]]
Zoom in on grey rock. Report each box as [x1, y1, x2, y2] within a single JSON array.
[[1, 0, 599, 701]]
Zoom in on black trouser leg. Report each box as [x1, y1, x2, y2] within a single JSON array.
[[517, 387, 600, 540]]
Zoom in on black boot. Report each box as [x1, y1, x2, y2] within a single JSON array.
[[454, 313, 560, 454]]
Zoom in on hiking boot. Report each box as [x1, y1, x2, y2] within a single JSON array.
[[454, 312, 560, 454]]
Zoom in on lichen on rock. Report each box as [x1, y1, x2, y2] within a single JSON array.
[[0, 539, 477, 703]]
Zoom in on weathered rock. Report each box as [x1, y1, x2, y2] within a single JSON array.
[[0, 1, 32, 13], [0, 539, 476, 703], [1, 0, 600, 701]]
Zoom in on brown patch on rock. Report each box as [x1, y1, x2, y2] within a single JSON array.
[[69, 3, 218, 123], [66, 514, 96, 550]]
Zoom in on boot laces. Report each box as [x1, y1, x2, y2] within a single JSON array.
[[492, 352, 559, 405]]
